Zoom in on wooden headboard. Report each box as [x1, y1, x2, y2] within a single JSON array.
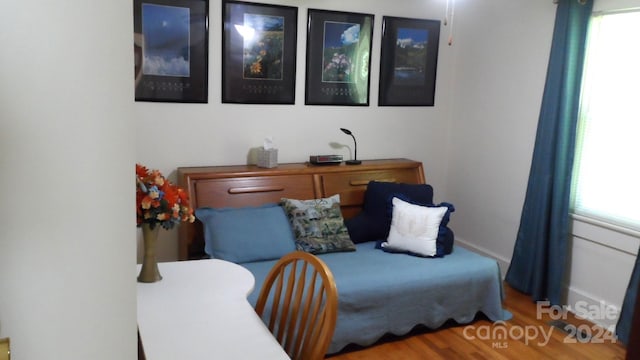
[[177, 158, 425, 260]]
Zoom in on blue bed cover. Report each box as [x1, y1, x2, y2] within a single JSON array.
[[240, 242, 512, 354]]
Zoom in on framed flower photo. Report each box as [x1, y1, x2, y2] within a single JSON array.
[[378, 16, 441, 106], [133, 0, 209, 103], [222, 0, 298, 104], [305, 9, 374, 106]]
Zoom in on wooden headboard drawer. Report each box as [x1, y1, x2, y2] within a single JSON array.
[[320, 168, 424, 219], [321, 168, 423, 202], [177, 159, 425, 260], [194, 175, 316, 209]]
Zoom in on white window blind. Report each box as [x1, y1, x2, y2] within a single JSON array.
[[572, 10, 640, 231]]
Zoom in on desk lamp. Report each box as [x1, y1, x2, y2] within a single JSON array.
[[340, 128, 362, 165]]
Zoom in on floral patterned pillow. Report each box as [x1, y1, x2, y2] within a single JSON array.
[[280, 194, 356, 254]]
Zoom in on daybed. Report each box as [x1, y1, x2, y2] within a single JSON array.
[[178, 159, 511, 355]]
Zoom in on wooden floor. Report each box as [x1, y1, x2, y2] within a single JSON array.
[[327, 284, 627, 360]]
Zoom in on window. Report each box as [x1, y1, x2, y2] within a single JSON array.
[[571, 10, 640, 231]]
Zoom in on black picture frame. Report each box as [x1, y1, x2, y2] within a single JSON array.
[[305, 9, 374, 106], [133, 0, 209, 103], [222, 0, 298, 104], [379, 16, 440, 106]]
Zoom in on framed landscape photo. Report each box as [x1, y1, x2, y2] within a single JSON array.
[[222, 0, 298, 104], [133, 0, 209, 103], [378, 16, 440, 106], [305, 9, 374, 106]]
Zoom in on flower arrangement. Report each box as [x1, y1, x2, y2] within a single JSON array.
[[136, 164, 195, 230], [323, 52, 352, 82]]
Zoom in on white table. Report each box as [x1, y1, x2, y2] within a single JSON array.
[[137, 259, 290, 359]]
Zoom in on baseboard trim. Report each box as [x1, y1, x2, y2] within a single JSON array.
[[455, 237, 511, 279], [454, 238, 620, 331], [565, 285, 619, 332]]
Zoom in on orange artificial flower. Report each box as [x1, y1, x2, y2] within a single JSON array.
[[136, 164, 194, 230]]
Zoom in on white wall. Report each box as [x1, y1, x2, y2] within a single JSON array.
[[446, 0, 556, 268], [0, 1, 136, 359], [136, 0, 458, 262], [448, 0, 640, 331], [568, 217, 638, 330]]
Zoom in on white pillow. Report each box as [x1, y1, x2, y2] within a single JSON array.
[[381, 197, 448, 257]]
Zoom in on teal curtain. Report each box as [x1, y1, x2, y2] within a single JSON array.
[[616, 249, 640, 344], [505, 0, 593, 305]]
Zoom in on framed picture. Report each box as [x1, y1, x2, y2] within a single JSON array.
[[222, 0, 298, 104], [133, 0, 209, 103], [378, 16, 440, 106], [305, 9, 374, 106]]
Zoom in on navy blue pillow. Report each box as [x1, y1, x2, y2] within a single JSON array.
[[345, 181, 434, 243], [345, 181, 455, 256], [439, 226, 455, 255]]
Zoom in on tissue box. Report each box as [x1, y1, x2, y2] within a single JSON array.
[[257, 147, 278, 168]]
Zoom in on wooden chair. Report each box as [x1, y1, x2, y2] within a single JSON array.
[[255, 251, 338, 360]]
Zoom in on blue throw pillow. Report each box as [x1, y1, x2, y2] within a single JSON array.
[[345, 181, 434, 243], [195, 204, 296, 264]]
